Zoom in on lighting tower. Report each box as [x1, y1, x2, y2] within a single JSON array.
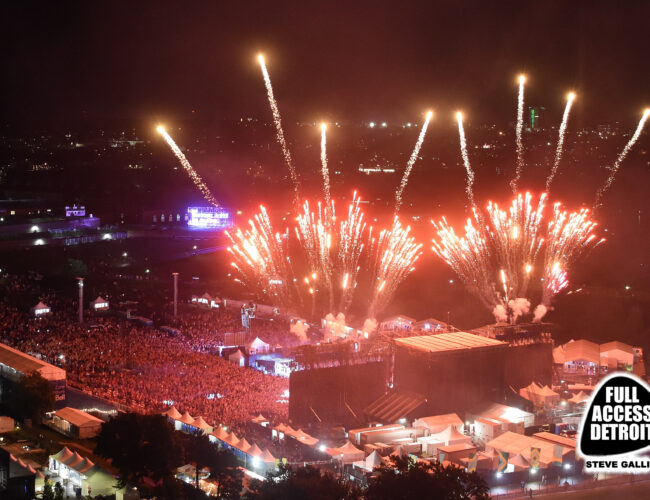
[[172, 272, 179, 318], [76, 277, 84, 323]]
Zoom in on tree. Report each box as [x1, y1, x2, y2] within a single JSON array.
[[43, 479, 54, 500], [96, 413, 183, 489], [54, 482, 64, 500], [180, 431, 242, 498], [6, 371, 55, 423], [366, 456, 489, 500], [244, 464, 361, 500]]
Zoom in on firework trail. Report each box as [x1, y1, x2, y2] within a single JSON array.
[[368, 218, 422, 317], [157, 126, 220, 207], [456, 112, 476, 207], [395, 110, 433, 212], [295, 192, 367, 313], [320, 123, 331, 206], [431, 193, 602, 323], [545, 92, 576, 191], [594, 109, 650, 208], [257, 54, 300, 202], [510, 75, 526, 193]]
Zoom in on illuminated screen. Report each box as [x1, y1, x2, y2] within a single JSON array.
[[187, 206, 233, 230]]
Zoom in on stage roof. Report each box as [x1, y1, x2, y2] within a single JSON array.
[[0, 342, 66, 381], [394, 331, 505, 354]]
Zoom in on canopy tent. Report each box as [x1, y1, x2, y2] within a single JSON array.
[[259, 448, 276, 464], [247, 443, 263, 457], [229, 349, 246, 367], [568, 391, 590, 404], [189, 416, 213, 433], [326, 441, 365, 464], [365, 450, 383, 469], [428, 425, 471, 445], [246, 336, 270, 355], [519, 381, 544, 404], [414, 413, 463, 434], [163, 406, 182, 420], [179, 411, 194, 425], [90, 296, 110, 311], [31, 301, 51, 316], [284, 427, 319, 447], [251, 414, 269, 425], [419, 425, 472, 456]]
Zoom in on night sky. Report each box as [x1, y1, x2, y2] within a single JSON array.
[[2, 1, 649, 130]]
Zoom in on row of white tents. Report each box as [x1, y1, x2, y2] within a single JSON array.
[[163, 407, 277, 470]]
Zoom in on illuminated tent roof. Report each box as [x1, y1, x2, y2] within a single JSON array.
[[259, 448, 276, 463], [539, 385, 559, 397], [251, 414, 268, 424], [568, 391, 590, 404], [365, 450, 383, 469], [163, 406, 182, 420], [428, 425, 471, 445], [326, 441, 365, 462], [247, 443, 263, 458], [210, 426, 230, 441], [190, 416, 212, 431], [235, 437, 251, 453], [179, 411, 194, 425], [90, 296, 109, 307], [414, 413, 463, 434]]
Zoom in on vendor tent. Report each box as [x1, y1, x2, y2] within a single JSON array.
[[326, 441, 365, 464], [31, 301, 51, 317], [90, 296, 109, 311], [259, 448, 276, 464], [365, 450, 383, 470], [163, 406, 182, 420], [569, 391, 590, 404]]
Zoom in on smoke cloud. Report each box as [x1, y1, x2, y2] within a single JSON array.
[[532, 304, 548, 323], [362, 318, 378, 337], [324, 312, 346, 337], [508, 298, 531, 323], [492, 304, 508, 323], [290, 320, 309, 341]]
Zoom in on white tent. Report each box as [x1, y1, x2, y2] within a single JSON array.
[[163, 406, 182, 420], [414, 413, 463, 434], [519, 381, 545, 405], [365, 450, 383, 469], [90, 296, 109, 311], [569, 391, 590, 404], [247, 337, 270, 355], [326, 441, 365, 464], [419, 425, 472, 456], [31, 301, 51, 317], [229, 349, 246, 367]]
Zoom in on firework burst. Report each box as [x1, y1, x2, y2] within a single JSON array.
[[431, 192, 602, 323]]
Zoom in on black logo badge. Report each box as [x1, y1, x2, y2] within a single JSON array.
[[579, 373, 650, 457]]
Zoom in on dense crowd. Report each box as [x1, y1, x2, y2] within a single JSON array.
[[0, 273, 290, 429]]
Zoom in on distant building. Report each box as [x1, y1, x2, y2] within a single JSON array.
[[0, 342, 66, 402], [49, 407, 103, 439]]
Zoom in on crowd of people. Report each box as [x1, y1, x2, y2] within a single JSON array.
[[0, 273, 290, 429]]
